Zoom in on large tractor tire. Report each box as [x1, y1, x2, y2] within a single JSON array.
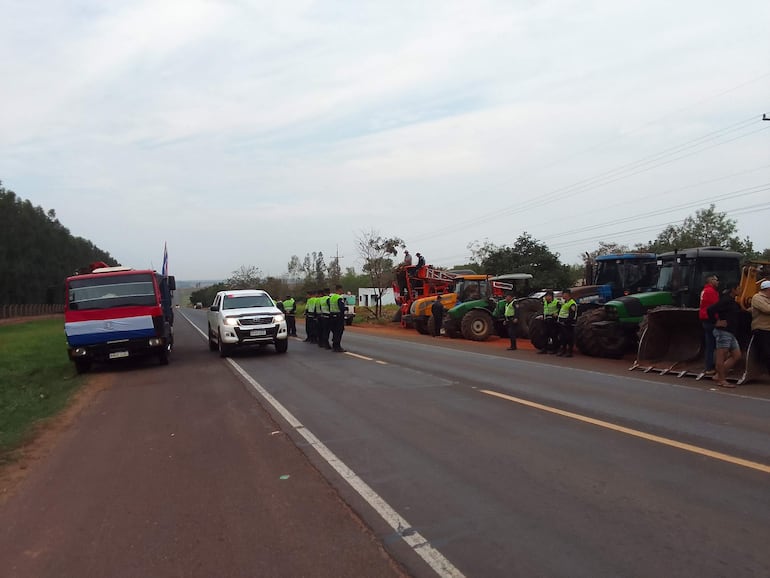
[[392, 309, 402, 323], [515, 298, 542, 340], [528, 315, 548, 351], [414, 317, 430, 335], [461, 310, 493, 341], [574, 308, 626, 358]]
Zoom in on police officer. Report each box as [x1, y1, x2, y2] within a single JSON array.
[[503, 292, 519, 350], [317, 288, 331, 349], [303, 290, 316, 343], [538, 290, 560, 354], [283, 295, 297, 336], [329, 284, 347, 352], [556, 289, 578, 357]]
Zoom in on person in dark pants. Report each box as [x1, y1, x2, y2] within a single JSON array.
[[317, 288, 331, 349], [503, 293, 518, 350], [283, 295, 297, 336], [303, 290, 315, 342], [431, 297, 444, 337], [329, 284, 347, 352], [556, 289, 577, 357], [699, 274, 720, 376], [538, 291, 560, 354]]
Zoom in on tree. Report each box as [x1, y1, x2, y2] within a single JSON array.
[[638, 205, 754, 255], [587, 242, 632, 260], [327, 256, 341, 286], [287, 255, 302, 281], [355, 229, 404, 318], [469, 232, 573, 290], [314, 252, 327, 285], [0, 183, 116, 304], [225, 265, 263, 289]]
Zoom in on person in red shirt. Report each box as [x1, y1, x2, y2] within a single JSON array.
[[699, 274, 720, 375]]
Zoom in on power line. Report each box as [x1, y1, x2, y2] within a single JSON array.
[[411, 116, 768, 242]]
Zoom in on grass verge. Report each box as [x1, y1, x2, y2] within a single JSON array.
[[0, 318, 83, 464]]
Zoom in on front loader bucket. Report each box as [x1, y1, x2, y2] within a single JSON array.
[[632, 308, 705, 377]]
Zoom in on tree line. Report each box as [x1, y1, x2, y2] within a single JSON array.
[[0, 184, 116, 304], [5, 180, 767, 310], [191, 205, 769, 315]]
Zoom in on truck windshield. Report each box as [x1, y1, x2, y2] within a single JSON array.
[[596, 260, 657, 292], [223, 295, 274, 309], [68, 273, 156, 310]]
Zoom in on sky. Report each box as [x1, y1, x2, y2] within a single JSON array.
[[1, 0, 768, 280]]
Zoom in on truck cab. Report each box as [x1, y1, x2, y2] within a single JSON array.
[[65, 265, 175, 373]]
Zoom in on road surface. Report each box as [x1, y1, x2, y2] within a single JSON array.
[[1, 312, 769, 577]]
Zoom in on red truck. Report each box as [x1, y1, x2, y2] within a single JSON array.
[[64, 262, 175, 373]]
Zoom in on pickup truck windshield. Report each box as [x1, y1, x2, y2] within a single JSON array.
[[223, 295, 274, 309], [68, 273, 157, 310]]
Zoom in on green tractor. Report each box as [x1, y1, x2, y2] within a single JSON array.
[[444, 274, 533, 341], [575, 247, 742, 358], [528, 252, 657, 351]]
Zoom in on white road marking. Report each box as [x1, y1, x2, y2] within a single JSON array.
[[180, 312, 464, 577], [345, 351, 373, 361]]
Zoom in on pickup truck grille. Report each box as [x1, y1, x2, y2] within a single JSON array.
[[239, 316, 275, 326]]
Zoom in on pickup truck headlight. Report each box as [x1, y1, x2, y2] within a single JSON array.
[[223, 317, 239, 326], [273, 314, 285, 323]]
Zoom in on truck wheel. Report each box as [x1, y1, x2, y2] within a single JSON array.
[[414, 318, 430, 335], [275, 339, 288, 354], [74, 359, 91, 374], [575, 308, 626, 358], [158, 346, 169, 366], [392, 310, 402, 323], [461, 310, 493, 341], [218, 330, 231, 358], [208, 324, 217, 351]]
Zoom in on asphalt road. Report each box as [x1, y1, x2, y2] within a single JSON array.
[[2, 312, 769, 577]]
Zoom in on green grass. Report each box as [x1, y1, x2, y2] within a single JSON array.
[[0, 318, 84, 462]]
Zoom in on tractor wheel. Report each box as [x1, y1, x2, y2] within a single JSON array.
[[515, 298, 542, 340], [528, 315, 548, 351], [461, 310, 493, 341], [392, 309, 402, 323], [414, 318, 430, 335], [575, 308, 627, 358]]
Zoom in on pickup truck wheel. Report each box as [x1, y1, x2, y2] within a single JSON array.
[[74, 359, 91, 374], [158, 346, 169, 366], [218, 330, 231, 358], [208, 324, 217, 351], [275, 339, 288, 354]]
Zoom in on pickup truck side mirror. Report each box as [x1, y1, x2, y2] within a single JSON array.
[[210, 305, 219, 311], [167, 276, 176, 291]]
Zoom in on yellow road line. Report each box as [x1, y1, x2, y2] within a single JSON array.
[[480, 389, 770, 474]]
